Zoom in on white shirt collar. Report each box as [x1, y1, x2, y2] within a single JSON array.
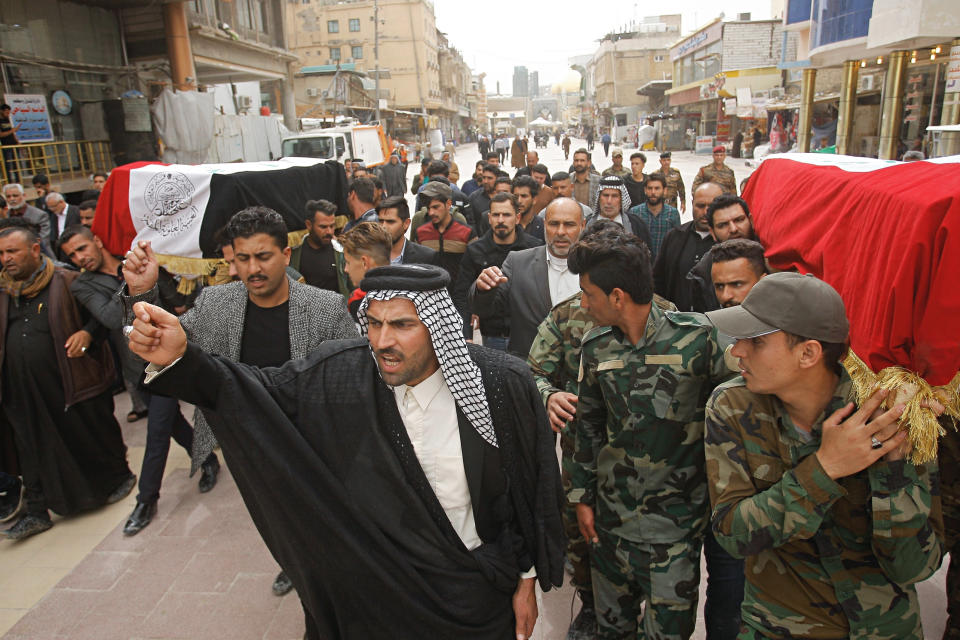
[[392, 366, 445, 412], [545, 251, 568, 271]]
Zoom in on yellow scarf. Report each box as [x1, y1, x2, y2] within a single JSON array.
[[0, 256, 56, 301]]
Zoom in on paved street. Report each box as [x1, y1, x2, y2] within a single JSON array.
[[0, 140, 949, 639]]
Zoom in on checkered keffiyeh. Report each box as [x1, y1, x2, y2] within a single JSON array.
[[356, 288, 498, 448]]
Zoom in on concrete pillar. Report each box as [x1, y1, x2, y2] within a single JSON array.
[[938, 38, 960, 156], [878, 50, 908, 160], [282, 63, 298, 132], [797, 68, 816, 153], [162, 1, 196, 91], [835, 60, 859, 156]]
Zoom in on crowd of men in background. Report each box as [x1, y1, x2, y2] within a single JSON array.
[[0, 137, 951, 640]]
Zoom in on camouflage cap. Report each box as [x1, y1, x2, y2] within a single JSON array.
[[705, 272, 849, 342], [421, 180, 452, 201]]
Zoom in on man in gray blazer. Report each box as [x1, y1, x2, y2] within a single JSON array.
[[123, 207, 356, 603], [470, 198, 585, 357]]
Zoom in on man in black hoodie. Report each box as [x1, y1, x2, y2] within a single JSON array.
[[453, 192, 542, 348]]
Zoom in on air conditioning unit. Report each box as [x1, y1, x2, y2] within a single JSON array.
[[859, 75, 875, 92], [237, 95, 253, 108], [306, 88, 319, 98]]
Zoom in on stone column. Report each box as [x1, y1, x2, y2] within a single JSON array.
[[282, 63, 298, 132], [797, 68, 817, 152], [878, 51, 908, 160], [836, 60, 859, 155], [162, 2, 196, 91]]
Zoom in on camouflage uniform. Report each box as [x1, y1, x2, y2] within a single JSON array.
[[661, 167, 686, 209], [691, 163, 737, 196], [527, 292, 676, 594], [705, 372, 944, 640], [936, 423, 960, 639], [569, 304, 731, 639]]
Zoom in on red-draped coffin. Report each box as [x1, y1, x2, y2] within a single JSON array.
[[743, 154, 960, 386]]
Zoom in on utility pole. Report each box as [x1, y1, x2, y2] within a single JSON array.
[[374, 0, 381, 122]]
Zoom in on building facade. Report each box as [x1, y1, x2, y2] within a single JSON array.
[[784, 0, 959, 158], [285, 0, 444, 137], [666, 16, 795, 151], [437, 31, 474, 142], [586, 15, 680, 133], [513, 66, 529, 98], [0, 0, 296, 189]]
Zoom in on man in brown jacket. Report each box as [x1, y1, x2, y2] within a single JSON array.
[[0, 219, 134, 540]]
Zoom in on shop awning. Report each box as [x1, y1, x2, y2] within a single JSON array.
[[765, 92, 842, 111]]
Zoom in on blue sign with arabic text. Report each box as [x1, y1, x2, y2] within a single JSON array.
[[4, 94, 55, 143]]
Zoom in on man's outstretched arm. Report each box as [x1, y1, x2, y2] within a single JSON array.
[[127, 301, 221, 407]]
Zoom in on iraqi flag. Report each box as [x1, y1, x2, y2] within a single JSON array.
[[743, 153, 960, 387], [94, 157, 348, 274]]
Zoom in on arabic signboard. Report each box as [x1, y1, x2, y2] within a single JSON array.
[[4, 94, 54, 143], [671, 22, 722, 62], [696, 135, 715, 154], [946, 45, 960, 94]]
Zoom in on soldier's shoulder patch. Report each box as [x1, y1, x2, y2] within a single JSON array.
[[552, 290, 581, 311], [652, 293, 677, 312], [664, 310, 712, 329], [581, 325, 613, 346], [707, 376, 754, 411]]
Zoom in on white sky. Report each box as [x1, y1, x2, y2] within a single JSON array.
[[432, 0, 778, 94]]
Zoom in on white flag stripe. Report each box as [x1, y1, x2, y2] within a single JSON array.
[[760, 152, 960, 172], [127, 157, 327, 257]]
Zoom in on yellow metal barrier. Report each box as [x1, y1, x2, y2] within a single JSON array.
[[0, 140, 113, 189]]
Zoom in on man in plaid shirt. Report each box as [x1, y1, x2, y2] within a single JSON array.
[[628, 172, 680, 262]]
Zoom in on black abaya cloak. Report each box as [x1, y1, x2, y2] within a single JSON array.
[[150, 338, 565, 640], [2, 287, 131, 516]]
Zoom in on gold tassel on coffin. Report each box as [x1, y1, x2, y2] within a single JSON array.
[[153, 229, 312, 294], [843, 351, 960, 464]]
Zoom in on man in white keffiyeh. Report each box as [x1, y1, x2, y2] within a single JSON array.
[[129, 262, 565, 640], [356, 264, 497, 447]]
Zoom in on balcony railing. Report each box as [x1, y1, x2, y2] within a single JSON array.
[[0, 140, 113, 189]]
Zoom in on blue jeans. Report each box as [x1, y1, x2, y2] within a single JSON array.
[[483, 336, 508, 352], [2, 147, 18, 183], [704, 527, 745, 640]]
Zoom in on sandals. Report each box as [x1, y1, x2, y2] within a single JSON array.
[[126, 409, 149, 423]]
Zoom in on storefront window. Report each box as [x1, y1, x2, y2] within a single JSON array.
[[901, 64, 946, 150]]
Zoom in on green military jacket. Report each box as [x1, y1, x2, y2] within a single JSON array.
[[691, 162, 737, 196], [568, 303, 731, 543], [601, 166, 631, 178], [527, 292, 676, 412], [705, 372, 943, 640], [661, 167, 686, 208]]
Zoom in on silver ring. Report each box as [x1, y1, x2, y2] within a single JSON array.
[[122, 325, 134, 338], [871, 436, 883, 450], [80, 346, 87, 352]]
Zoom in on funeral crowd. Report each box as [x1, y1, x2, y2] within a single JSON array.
[[0, 140, 952, 640]]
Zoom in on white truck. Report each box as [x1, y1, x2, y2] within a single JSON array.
[[281, 124, 392, 167]]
